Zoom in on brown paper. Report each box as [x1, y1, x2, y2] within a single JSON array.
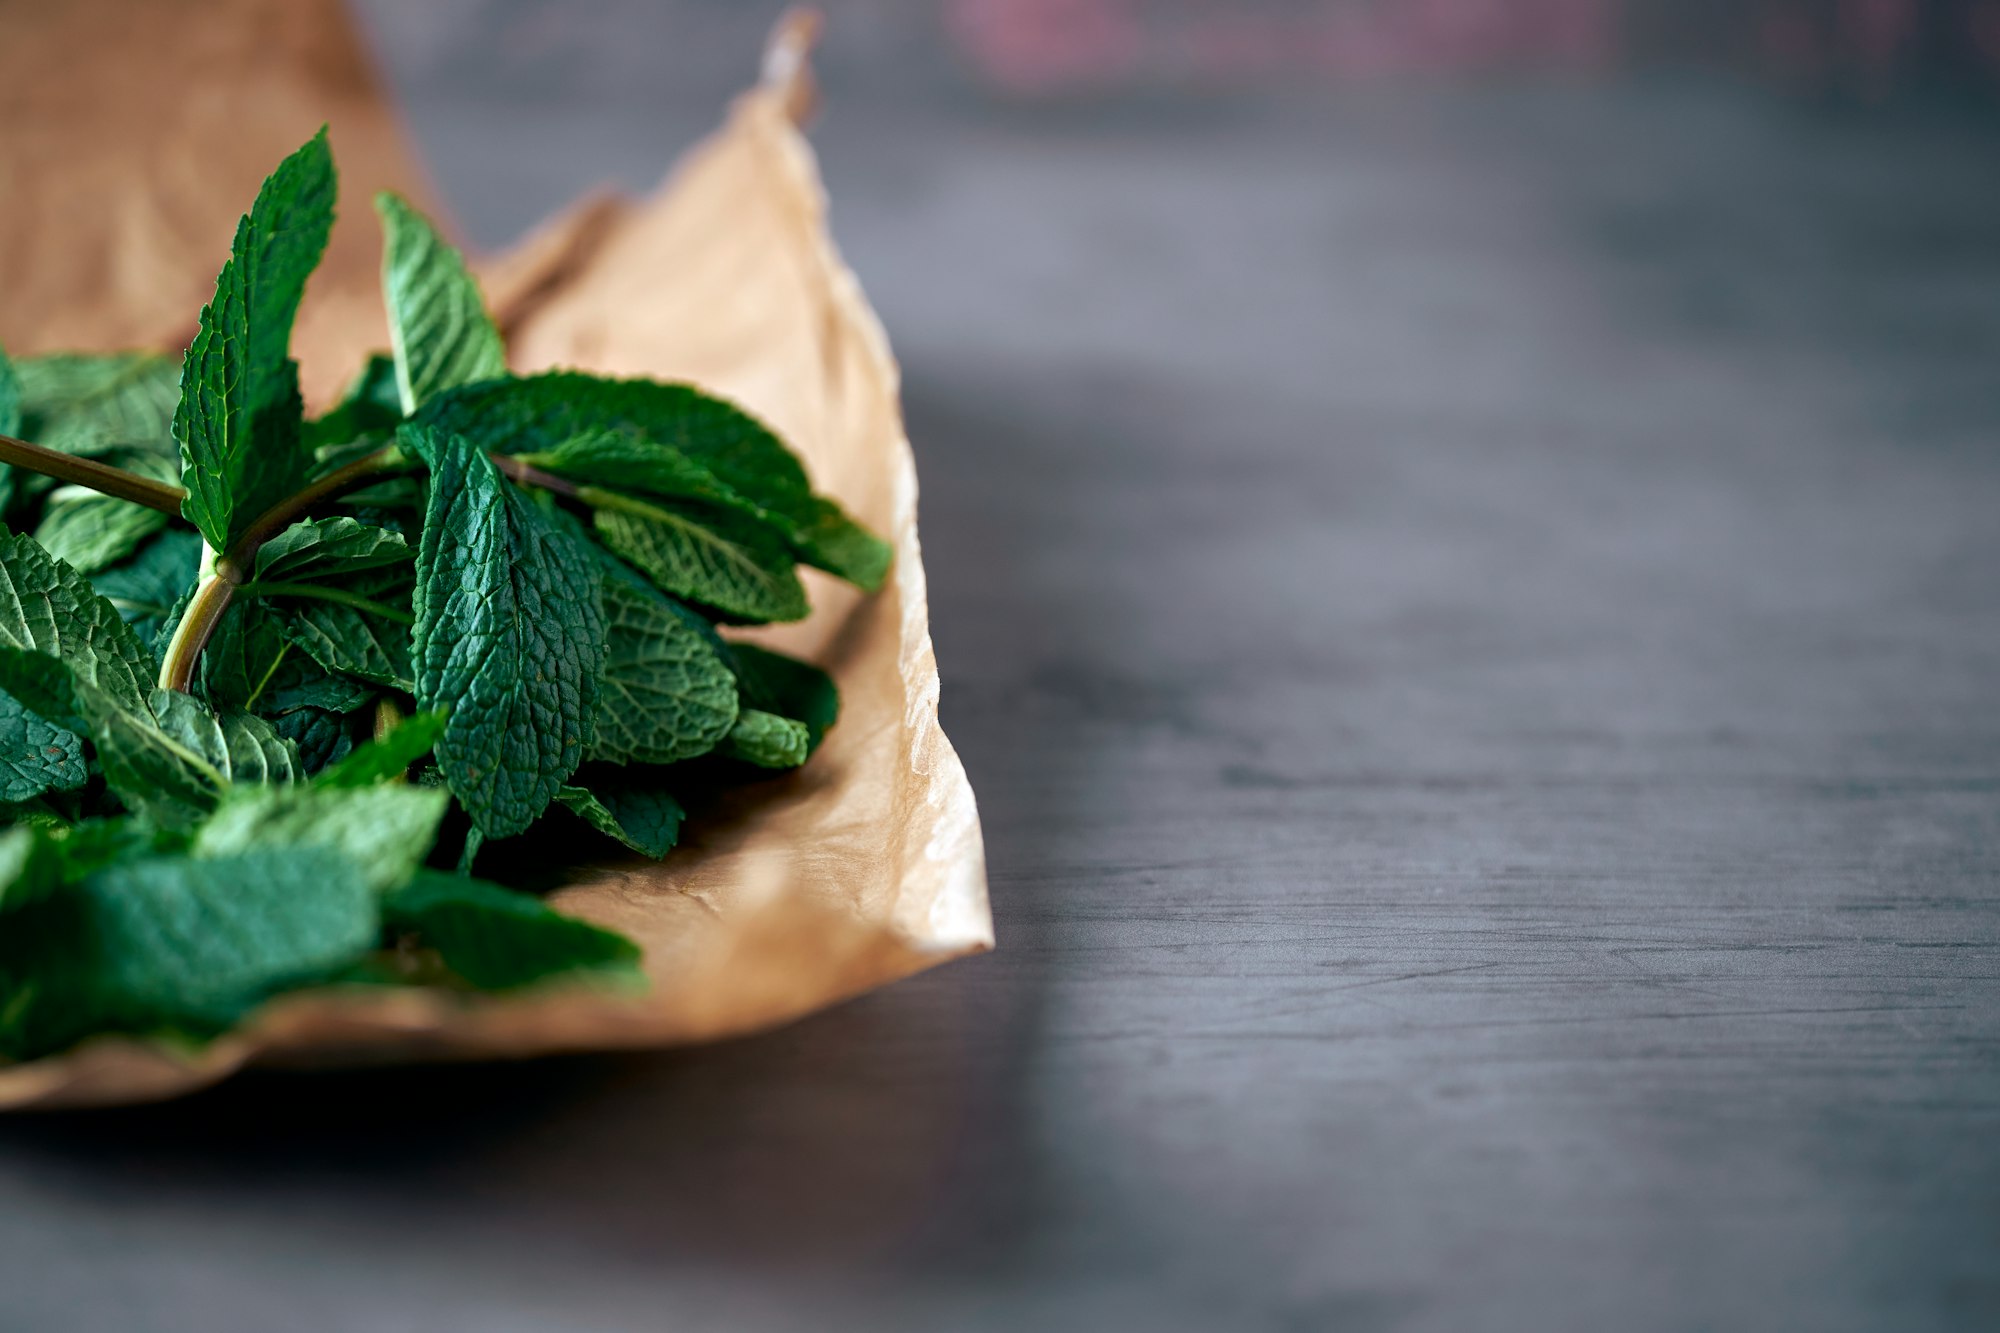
[[0, 5, 990, 1109]]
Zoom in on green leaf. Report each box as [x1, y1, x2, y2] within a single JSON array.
[[555, 773, 684, 859], [312, 712, 450, 784], [88, 530, 202, 647], [268, 704, 359, 774], [592, 500, 807, 624], [0, 824, 64, 914], [590, 559, 737, 765], [33, 491, 171, 576], [0, 528, 155, 714], [383, 870, 641, 991], [314, 708, 448, 788], [98, 689, 301, 830], [265, 569, 415, 692], [406, 427, 604, 838], [12, 352, 181, 458], [253, 516, 413, 583], [201, 601, 374, 716], [727, 642, 839, 751], [522, 428, 765, 518], [408, 371, 888, 588], [174, 129, 336, 552], [0, 344, 20, 437], [0, 691, 86, 804], [195, 782, 450, 895], [376, 193, 506, 413], [718, 709, 811, 769], [0, 846, 379, 1060], [304, 353, 402, 455]]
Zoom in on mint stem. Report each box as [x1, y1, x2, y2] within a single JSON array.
[[0, 432, 186, 515]]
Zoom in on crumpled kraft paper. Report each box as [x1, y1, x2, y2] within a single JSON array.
[[0, 3, 991, 1110]]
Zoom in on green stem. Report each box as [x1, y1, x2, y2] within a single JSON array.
[[235, 580, 415, 625], [0, 432, 186, 515], [490, 453, 581, 498], [158, 445, 410, 693]]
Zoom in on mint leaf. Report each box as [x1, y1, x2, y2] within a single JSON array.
[[0, 344, 20, 437], [383, 870, 641, 991], [0, 693, 86, 805], [408, 372, 888, 589], [719, 709, 811, 769], [592, 501, 807, 624], [376, 193, 506, 413], [194, 782, 449, 894], [34, 485, 172, 575], [254, 516, 412, 583], [12, 352, 181, 458], [0, 529, 155, 714], [305, 353, 402, 455], [556, 773, 684, 859], [266, 566, 415, 691], [0, 846, 378, 1060], [269, 705, 359, 774], [591, 559, 737, 765], [314, 708, 448, 788], [0, 824, 64, 913], [406, 427, 604, 837], [727, 642, 839, 751], [91, 531, 202, 648], [95, 688, 301, 830], [202, 601, 373, 716], [174, 129, 336, 552], [523, 428, 766, 518]]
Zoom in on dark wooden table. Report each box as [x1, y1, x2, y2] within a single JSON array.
[[3, 8, 1997, 1330]]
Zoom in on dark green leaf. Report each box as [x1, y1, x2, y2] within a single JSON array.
[[406, 426, 603, 838], [268, 704, 359, 774], [0, 824, 64, 913], [718, 709, 811, 769], [0, 691, 86, 804], [313, 708, 448, 788], [0, 528, 155, 714], [89, 531, 202, 647], [261, 564, 415, 691], [304, 353, 402, 455], [408, 371, 887, 588], [0, 846, 378, 1060], [383, 870, 641, 991], [195, 782, 450, 894], [376, 193, 506, 412], [590, 559, 737, 765], [254, 516, 412, 583], [556, 773, 684, 859], [727, 642, 839, 751], [174, 129, 336, 551]]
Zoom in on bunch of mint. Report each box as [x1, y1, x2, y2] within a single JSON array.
[[0, 130, 885, 1063]]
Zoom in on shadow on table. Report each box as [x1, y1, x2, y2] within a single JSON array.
[[0, 366, 1097, 1280]]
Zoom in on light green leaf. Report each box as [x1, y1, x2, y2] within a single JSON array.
[[727, 642, 839, 751], [92, 688, 301, 830], [12, 352, 181, 458], [592, 500, 807, 624], [0, 846, 379, 1060], [377, 193, 505, 413], [590, 559, 737, 765], [407, 427, 603, 838], [313, 708, 448, 788], [556, 774, 684, 859], [719, 709, 811, 769], [0, 824, 64, 914], [195, 782, 450, 895], [174, 129, 336, 551], [33, 490, 171, 575], [383, 870, 641, 991]]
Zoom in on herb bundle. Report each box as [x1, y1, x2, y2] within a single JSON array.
[[0, 130, 886, 1063]]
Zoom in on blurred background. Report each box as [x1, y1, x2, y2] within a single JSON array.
[[6, 3, 1999, 1331]]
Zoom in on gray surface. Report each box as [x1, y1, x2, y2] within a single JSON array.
[[6, 8, 2000, 1332]]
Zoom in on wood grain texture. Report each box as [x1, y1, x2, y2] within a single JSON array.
[[0, 7, 1995, 1330]]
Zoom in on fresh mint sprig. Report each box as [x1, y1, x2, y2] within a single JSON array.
[[0, 129, 883, 1063]]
